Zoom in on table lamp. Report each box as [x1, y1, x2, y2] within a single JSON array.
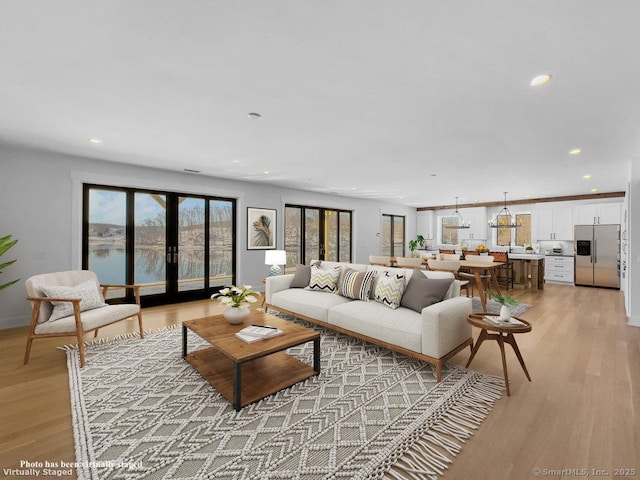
[[265, 250, 286, 276]]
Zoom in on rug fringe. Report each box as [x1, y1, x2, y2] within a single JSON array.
[[56, 324, 182, 352], [388, 373, 504, 479]]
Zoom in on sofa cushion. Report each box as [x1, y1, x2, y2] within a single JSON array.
[[271, 288, 352, 323], [306, 265, 341, 293], [328, 300, 422, 353], [374, 271, 406, 309], [33, 304, 140, 334], [289, 264, 309, 288], [366, 265, 415, 299], [41, 280, 108, 322], [339, 268, 375, 301], [400, 274, 454, 313]]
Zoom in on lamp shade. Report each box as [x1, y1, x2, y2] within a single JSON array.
[[265, 250, 286, 266]]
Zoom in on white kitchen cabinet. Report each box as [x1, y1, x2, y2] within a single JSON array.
[[573, 203, 621, 225], [416, 210, 435, 244], [458, 207, 487, 241], [537, 206, 573, 241], [544, 255, 575, 284]]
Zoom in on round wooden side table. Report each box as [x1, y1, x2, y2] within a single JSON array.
[[466, 312, 532, 396]]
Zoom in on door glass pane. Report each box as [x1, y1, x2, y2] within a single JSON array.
[[285, 207, 302, 267], [178, 197, 205, 292], [304, 209, 320, 265], [381, 215, 391, 255], [209, 199, 234, 288], [87, 189, 126, 298], [339, 212, 351, 262], [324, 210, 338, 261], [134, 193, 167, 296], [393, 216, 405, 256]]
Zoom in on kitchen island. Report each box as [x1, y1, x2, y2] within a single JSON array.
[[507, 253, 545, 291]]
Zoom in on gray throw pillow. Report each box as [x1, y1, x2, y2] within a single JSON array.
[[290, 264, 312, 288], [400, 273, 454, 313]]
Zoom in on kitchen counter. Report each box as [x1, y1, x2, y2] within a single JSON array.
[[508, 253, 545, 260]]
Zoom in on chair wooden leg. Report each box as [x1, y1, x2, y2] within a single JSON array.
[[24, 335, 34, 365], [137, 313, 144, 339], [77, 331, 86, 367]]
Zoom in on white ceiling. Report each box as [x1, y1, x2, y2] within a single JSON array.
[[1, 1, 639, 207]]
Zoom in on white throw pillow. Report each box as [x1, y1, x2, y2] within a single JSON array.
[[41, 280, 107, 322], [306, 265, 341, 293], [374, 271, 406, 309]]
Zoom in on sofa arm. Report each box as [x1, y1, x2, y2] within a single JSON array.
[[265, 274, 295, 304], [421, 296, 472, 359]]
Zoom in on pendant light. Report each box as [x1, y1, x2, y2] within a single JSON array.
[[489, 192, 521, 228], [444, 197, 471, 229]]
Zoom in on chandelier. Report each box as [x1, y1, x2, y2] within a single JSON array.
[[443, 197, 471, 229], [489, 192, 521, 228]]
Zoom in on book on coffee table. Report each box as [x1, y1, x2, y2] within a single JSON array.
[[235, 324, 284, 343], [483, 315, 526, 327]]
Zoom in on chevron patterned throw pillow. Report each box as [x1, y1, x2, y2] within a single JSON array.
[[306, 265, 341, 293], [374, 271, 406, 309]]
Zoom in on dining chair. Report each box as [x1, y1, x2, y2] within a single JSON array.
[[490, 251, 514, 290], [369, 255, 391, 267], [395, 257, 423, 269], [427, 259, 471, 296]]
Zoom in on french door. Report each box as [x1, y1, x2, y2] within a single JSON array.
[[83, 185, 235, 306], [285, 205, 352, 266]]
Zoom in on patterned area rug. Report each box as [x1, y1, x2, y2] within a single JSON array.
[[471, 298, 532, 317], [65, 316, 504, 480]]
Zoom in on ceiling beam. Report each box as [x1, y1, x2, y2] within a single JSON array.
[[417, 191, 626, 211]]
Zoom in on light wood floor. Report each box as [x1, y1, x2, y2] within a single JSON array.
[[1, 284, 638, 479]]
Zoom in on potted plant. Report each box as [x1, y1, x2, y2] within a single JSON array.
[[408, 235, 425, 258], [211, 285, 260, 324], [525, 244, 534, 254], [487, 290, 519, 320], [0, 234, 19, 292]]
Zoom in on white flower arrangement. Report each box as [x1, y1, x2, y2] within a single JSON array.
[[211, 285, 260, 308]]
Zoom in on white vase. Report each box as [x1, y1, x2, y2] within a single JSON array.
[[223, 306, 250, 324], [498, 305, 511, 320]]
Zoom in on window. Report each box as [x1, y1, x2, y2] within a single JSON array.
[[84, 184, 235, 306], [285, 205, 352, 267], [382, 214, 405, 256], [496, 213, 531, 247], [440, 217, 459, 245]]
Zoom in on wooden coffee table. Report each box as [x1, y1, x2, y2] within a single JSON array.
[[182, 311, 320, 411], [466, 312, 532, 396]]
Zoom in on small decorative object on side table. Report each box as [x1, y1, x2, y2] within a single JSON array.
[[211, 285, 260, 324], [466, 312, 532, 396]]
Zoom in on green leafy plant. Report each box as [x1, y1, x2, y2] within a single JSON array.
[[0, 234, 19, 292], [487, 290, 520, 307], [408, 234, 425, 253]]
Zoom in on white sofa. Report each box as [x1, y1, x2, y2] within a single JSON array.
[[266, 261, 473, 381]]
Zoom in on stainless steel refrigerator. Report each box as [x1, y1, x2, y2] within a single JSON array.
[[574, 224, 620, 288]]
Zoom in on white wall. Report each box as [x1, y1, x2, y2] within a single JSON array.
[[628, 158, 640, 326], [0, 145, 415, 329]]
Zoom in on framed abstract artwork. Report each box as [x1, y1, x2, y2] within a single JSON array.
[[247, 207, 276, 250]]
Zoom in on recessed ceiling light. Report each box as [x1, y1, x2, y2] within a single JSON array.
[[570, 148, 582, 155], [430, 174, 437, 177], [352, 187, 358, 191], [183, 168, 201, 174], [530, 74, 552, 87], [88, 138, 103, 144], [591, 188, 599, 193], [263, 171, 270, 175], [248, 112, 262, 119], [525, 194, 531, 198], [583, 174, 592, 179]]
